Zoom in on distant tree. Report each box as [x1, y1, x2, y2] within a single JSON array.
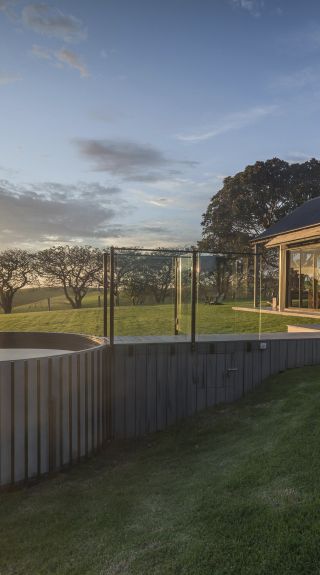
[[113, 250, 175, 305], [0, 249, 36, 314], [37, 245, 102, 309], [200, 157, 320, 252], [145, 252, 174, 304]]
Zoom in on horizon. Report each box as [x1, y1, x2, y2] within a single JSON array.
[[1, 0, 320, 249]]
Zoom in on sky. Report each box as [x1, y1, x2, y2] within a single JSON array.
[[1, 0, 320, 249]]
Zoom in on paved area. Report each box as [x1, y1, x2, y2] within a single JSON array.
[[233, 306, 320, 319], [106, 331, 320, 345]]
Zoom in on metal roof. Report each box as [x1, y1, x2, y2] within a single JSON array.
[[254, 196, 320, 242]]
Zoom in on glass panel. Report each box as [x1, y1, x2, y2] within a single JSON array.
[[316, 254, 320, 309], [109, 249, 263, 340], [112, 250, 176, 337], [287, 251, 300, 308], [176, 255, 192, 335], [197, 253, 261, 336], [300, 252, 314, 309]]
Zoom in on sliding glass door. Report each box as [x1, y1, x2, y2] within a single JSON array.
[[287, 248, 319, 310]]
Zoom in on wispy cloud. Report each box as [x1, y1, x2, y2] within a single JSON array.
[[176, 105, 278, 143], [22, 4, 87, 43], [230, 0, 264, 17], [74, 139, 197, 181], [281, 22, 320, 55], [0, 0, 14, 10], [55, 48, 89, 77], [271, 67, 317, 90], [31, 44, 89, 77], [285, 151, 313, 163], [31, 43, 51, 60], [0, 73, 21, 85]]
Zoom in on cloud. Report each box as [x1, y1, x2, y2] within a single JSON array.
[[271, 67, 317, 90], [0, 180, 126, 247], [55, 48, 89, 77], [0, 0, 15, 11], [31, 44, 89, 77], [31, 43, 51, 60], [74, 139, 197, 181], [22, 4, 87, 43], [230, 0, 264, 17], [176, 105, 278, 143], [144, 197, 173, 208], [285, 151, 313, 163], [0, 73, 21, 85]]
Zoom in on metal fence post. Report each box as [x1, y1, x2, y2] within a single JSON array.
[[174, 257, 179, 335], [253, 243, 259, 308], [109, 246, 115, 345], [103, 252, 108, 338], [191, 250, 198, 349]]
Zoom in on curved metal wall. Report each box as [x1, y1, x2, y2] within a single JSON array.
[[0, 343, 108, 487]]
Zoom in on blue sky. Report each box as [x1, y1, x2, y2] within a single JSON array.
[[0, 0, 319, 248]]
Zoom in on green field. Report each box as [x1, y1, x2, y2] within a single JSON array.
[[4, 287, 103, 314], [2, 366, 320, 574], [0, 300, 319, 336]]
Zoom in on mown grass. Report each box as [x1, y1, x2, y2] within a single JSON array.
[[2, 367, 320, 574], [0, 301, 319, 337]]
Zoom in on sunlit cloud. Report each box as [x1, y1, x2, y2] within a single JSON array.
[[285, 151, 313, 163], [22, 4, 87, 43], [0, 73, 21, 85], [31, 44, 89, 77], [55, 48, 89, 78], [176, 105, 278, 143]]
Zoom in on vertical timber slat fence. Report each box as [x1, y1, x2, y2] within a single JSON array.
[[0, 344, 105, 487], [2, 334, 320, 486]]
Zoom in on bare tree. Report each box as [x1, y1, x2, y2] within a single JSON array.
[[37, 246, 102, 309], [0, 249, 36, 314]]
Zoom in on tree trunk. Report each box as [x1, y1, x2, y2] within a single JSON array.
[[0, 294, 13, 314]]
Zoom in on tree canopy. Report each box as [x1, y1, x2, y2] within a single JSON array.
[[0, 250, 36, 314], [37, 245, 102, 309], [199, 158, 320, 252]]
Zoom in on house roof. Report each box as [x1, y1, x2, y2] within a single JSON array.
[[254, 196, 320, 243]]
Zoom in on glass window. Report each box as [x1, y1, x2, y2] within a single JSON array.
[[287, 251, 300, 307], [300, 252, 314, 308]]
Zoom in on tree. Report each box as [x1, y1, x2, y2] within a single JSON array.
[[37, 245, 102, 309], [200, 157, 320, 252], [144, 252, 174, 304], [0, 249, 36, 314], [113, 251, 175, 305]]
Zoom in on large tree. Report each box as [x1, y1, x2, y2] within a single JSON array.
[[118, 252, 174, 305], [0, 249, 36, 314], [37, 245, 102, 309], [200, 158, 320, 252]]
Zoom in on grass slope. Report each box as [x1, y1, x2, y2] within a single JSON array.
[[0, 302, 319, 336], [9, 289, 102, 314], [1, 367, 320, 574]]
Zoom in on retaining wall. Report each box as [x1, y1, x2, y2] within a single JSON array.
[[0, 344, 108, 486], [2, 334, 320, 486], [108, 336, 320, 439]]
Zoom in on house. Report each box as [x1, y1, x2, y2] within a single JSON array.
[[253, 197, 320, 312]]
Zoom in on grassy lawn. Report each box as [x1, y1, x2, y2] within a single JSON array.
[[0, 301, 319, 336], [2, 366, 320, 574], [7, 288, 103, 314]]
